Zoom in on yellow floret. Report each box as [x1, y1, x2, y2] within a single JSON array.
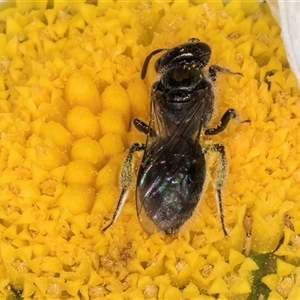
[[64, 160, 96, 186], [70, 137, 105, 168], [40, 120, 73, 150], [99, 109, 127, 142], [101, 84, 131, 127], [66, 106, 101, 139], [94, 154, 124, 191], [99, 132, 124, 159], [64, 70, 102, 115], [58, 184, 95, 215]]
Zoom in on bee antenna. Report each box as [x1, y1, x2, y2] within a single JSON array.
[[141, 48, 167, 79]]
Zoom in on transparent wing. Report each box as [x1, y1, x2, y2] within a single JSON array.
[[149, 87, 213, 165], [136, 88, 213, 234]]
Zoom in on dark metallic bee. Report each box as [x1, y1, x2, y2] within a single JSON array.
[[102, 38, 247, 236]]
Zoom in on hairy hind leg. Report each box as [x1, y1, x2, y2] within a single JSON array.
[[203, 142, 228, 237], [101, 142, 145, 232]]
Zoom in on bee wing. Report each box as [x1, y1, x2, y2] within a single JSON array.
[[161, 90, 211, 139], [173, 90, 212, 140], [136, 89, 212, 234], [152, 87, 213, 157]]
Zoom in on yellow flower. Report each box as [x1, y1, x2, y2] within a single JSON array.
[[0, 0, 299, 299]]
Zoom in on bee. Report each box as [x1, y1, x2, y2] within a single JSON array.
[[102, 38, 247, 236]]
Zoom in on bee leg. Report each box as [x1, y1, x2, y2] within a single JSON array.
[[101, 142, 145, 232], [204, 108, 249, 135], [203, 143, 228, 237], [133, 118, 150, 135], [208, 65, 242, 82], [133, 117, 157, 137], [243, 210, 253, 256]]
